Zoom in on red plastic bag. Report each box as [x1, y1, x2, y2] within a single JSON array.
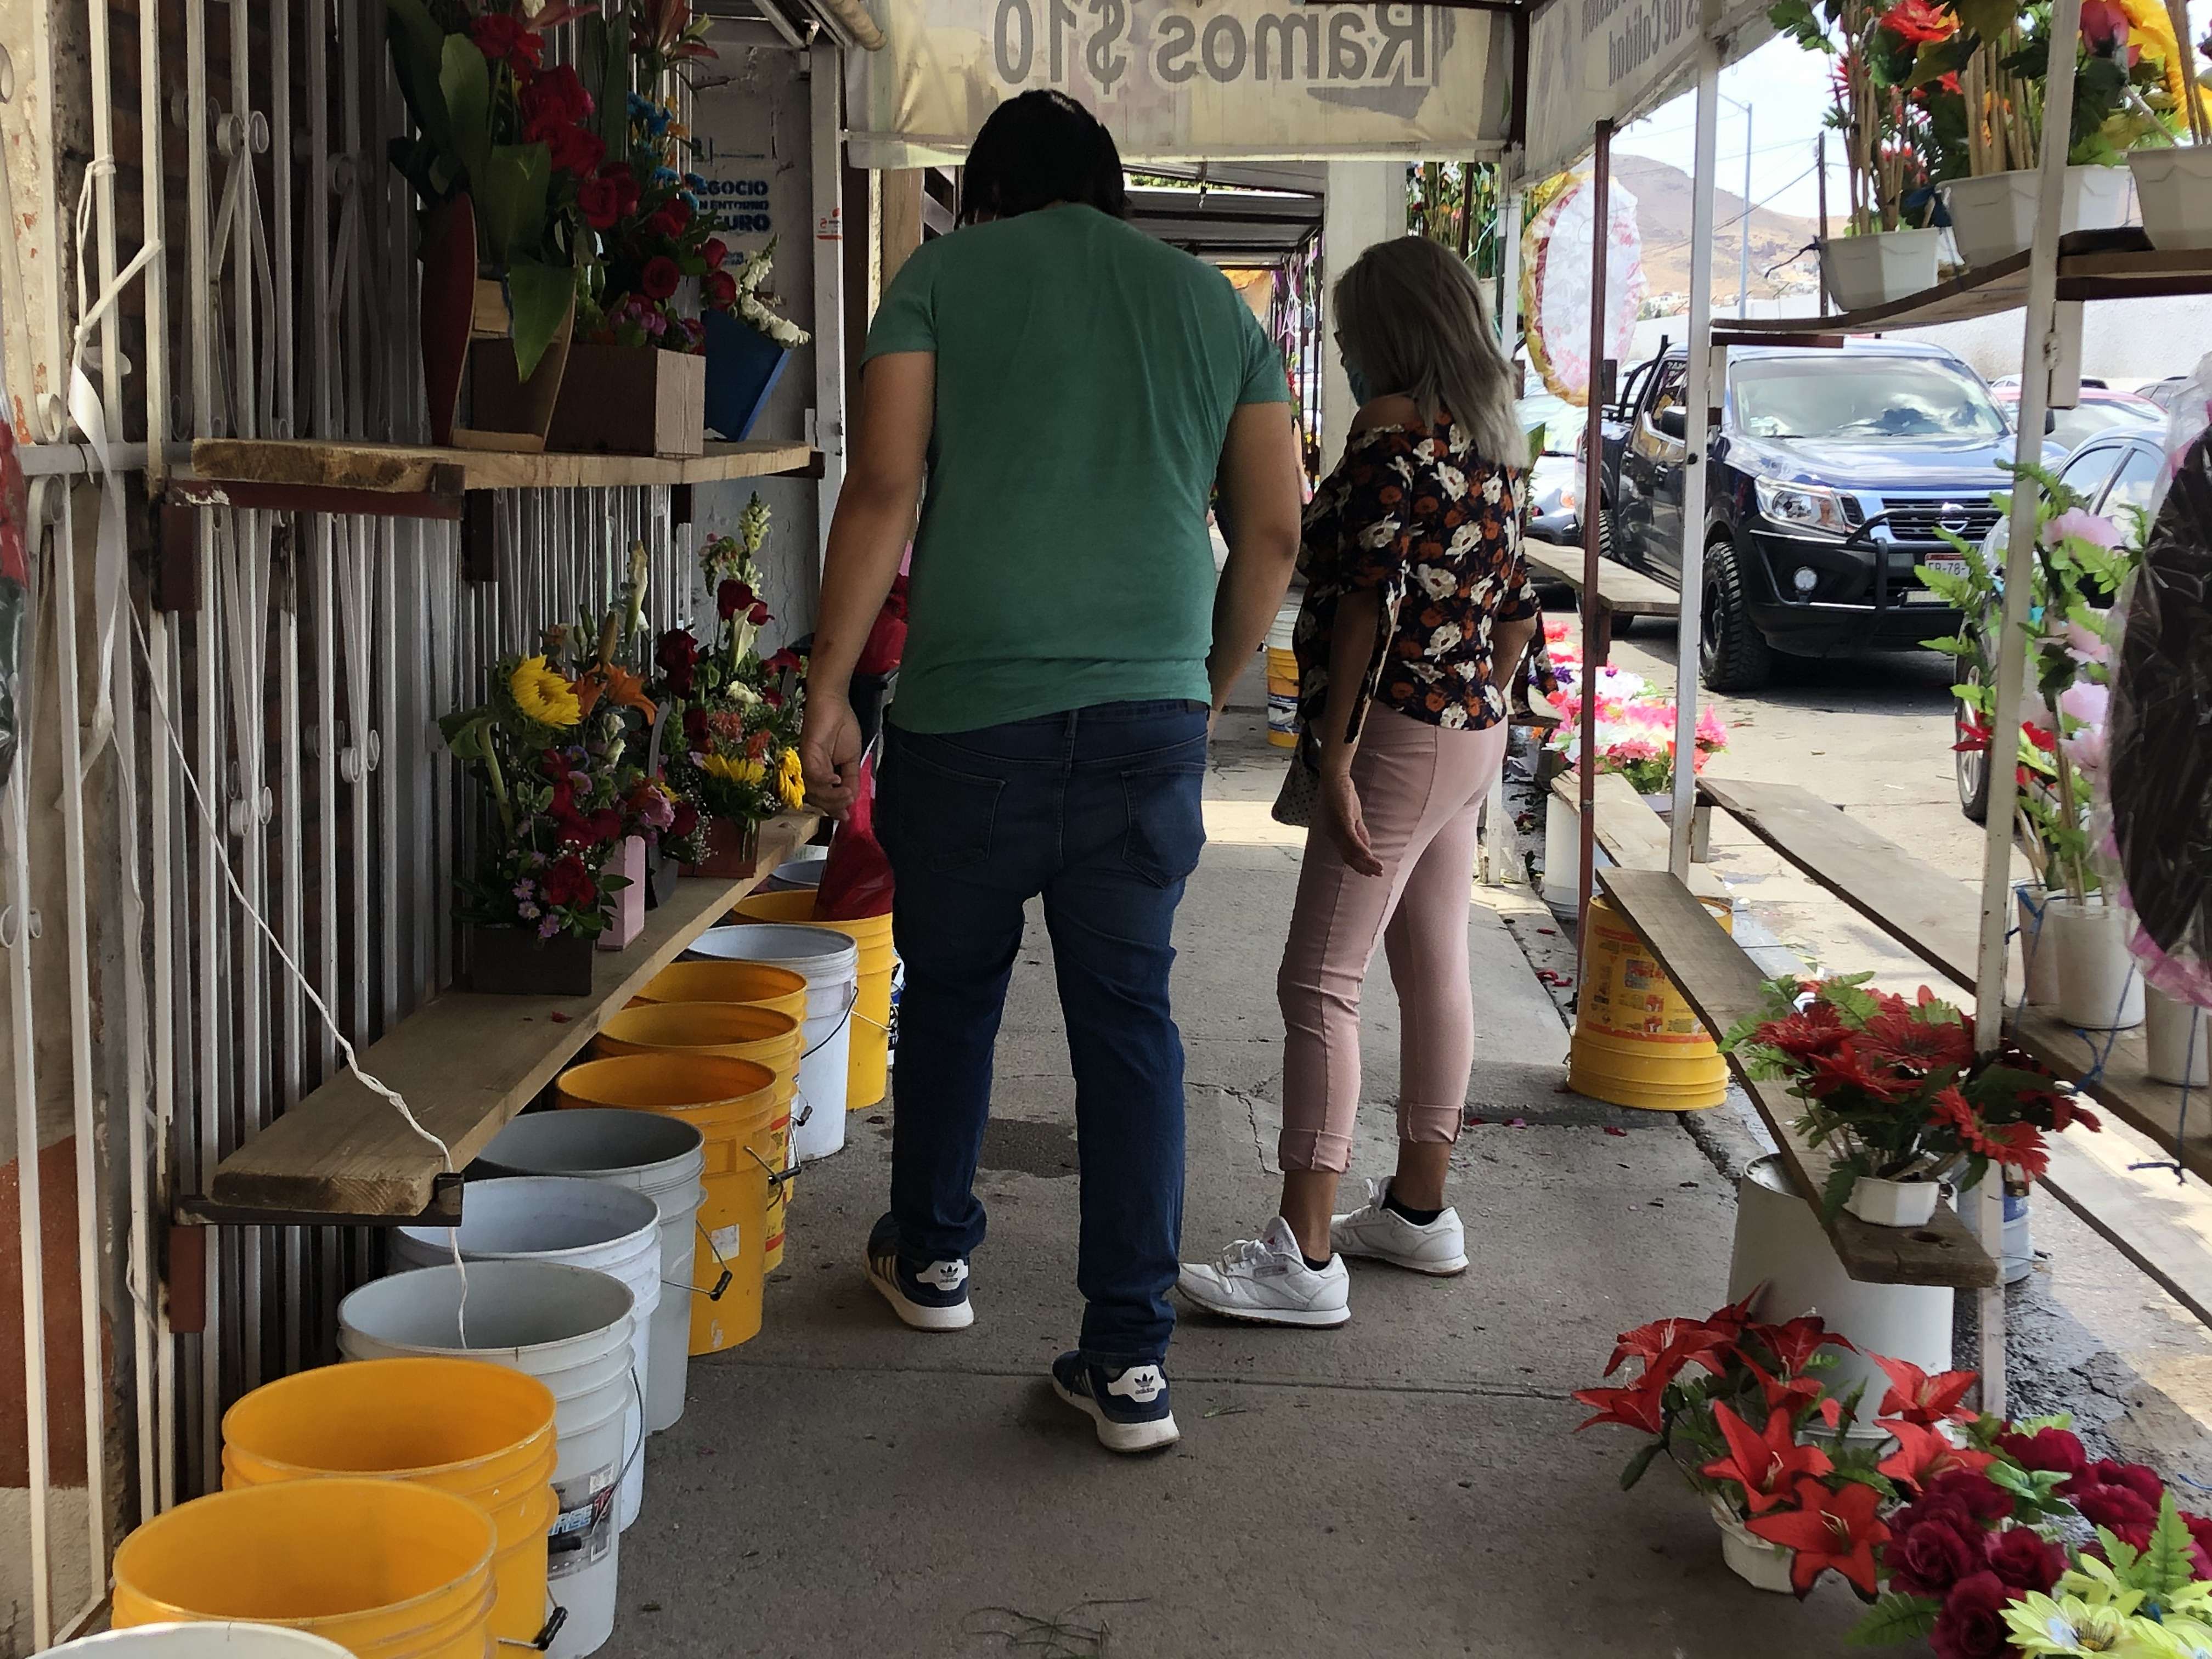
[[816, 749, 894, 921], [855, 572, 910, 677]]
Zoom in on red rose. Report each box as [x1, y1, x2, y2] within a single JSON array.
[[704, 268, 737, 309], [1887, 1516, 1986, 1597], [1931, 1572, 2013, 1659], [2184, 1511, 2212, 1581], [469, 14, 528, 64], [1923, 1471, 2012, 1525], [598, 165, 641, 218], [645, 198, 692, 239], [670, 801, 699, 838], [640, 256, 681, 301], [577, 176, 621, 230], [542, 855, 596, 909], [2064, 1460, 2163, 1537], [717, 579, 754, 619], [702, 237, 727, 270], [1998, 1427, 2087, 1481], [656, 629, 699, 696], [1985, 1527, 2067, 1595], [521, 64, 593, 127], [682, 707, 710, 748], [542, 124, 605, 178]]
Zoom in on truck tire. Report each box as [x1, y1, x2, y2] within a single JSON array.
[[1955, 656, 1990, 823], [1699, 536, 1776, 693]]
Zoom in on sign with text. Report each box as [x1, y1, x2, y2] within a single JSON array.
[[847, 0, 1509, 166]]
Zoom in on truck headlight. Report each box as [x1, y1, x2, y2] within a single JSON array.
[[1754, 479, 1853, 538]]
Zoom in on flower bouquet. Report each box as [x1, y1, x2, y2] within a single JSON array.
[[1723, 973, 2100, 1225], [652, 496, 808, 874]]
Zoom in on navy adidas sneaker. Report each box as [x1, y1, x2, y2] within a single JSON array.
[[864, 1214, 974, 1331], [1050, 1351, 1180, 1453]]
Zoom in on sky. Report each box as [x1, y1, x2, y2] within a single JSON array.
[[1615, 37, 1841, 224]]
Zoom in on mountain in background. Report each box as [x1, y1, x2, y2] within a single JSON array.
[[1611, 153, 1824, 311]]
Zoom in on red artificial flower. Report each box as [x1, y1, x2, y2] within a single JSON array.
[[1756, 1001, 1852, 1062], [704, 268, 738, 310], [1860, 1000, 1975, 1073], [746, 600, 770, 625], [2044, 1090, 2102, 1134], [543, 124, 606, 179], [1879, 1420, 1999, 1492], [2063, 1459, 2164, 1538], [1571, 1376, 1667, 1435], [682, 706, 710, 749], [1748, 1315, 1850, 1376], [1747, 1476, 1891, 1596], [521, 63, 594, 127], [647, 198, 693, 238], [1925, 1470, 2013, 1525], [1934, 1087, 2053, 1178], [2023, 721, 2059, 754], [656, 628, 700, 696], [718, 578, 756, 620], [2081, 0, 2131, 52], [1702, 1289, 1763, 1345], [1931, 1571, 2014, 1659], [1884, 1508, 1988, 1596], [1874, 1354, 1979, 1426], [670, 800, 699, 838], [764, 647, 804, 676], [1997, 1425, 2089, 1481], [578, 176, 622, 230], [2182, 1511, 2212, 1582], [702, 236, 727, 270], [1745, 1356, 1841, 1429], [640, 255, 681, 301], [1700, 1402, 1836, 1514], [470, 14, 535, 67], [1986, 1526, 2068, 1594], [598, 163, 642, 219], [1880, 0, 1957, 42], [541, 855, 597, 909], [1803, 1040, 1920, 1103], [1953, 715, 1993, 755]]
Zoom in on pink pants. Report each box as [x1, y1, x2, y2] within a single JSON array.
[[1277, 707, 1510, 1173]]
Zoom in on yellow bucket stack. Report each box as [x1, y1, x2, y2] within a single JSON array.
[[728, 890, 896, 1112], [1567, 891, 1733, 1111]]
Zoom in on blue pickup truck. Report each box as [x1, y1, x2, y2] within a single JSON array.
[[1589, 339, 2017, 691]]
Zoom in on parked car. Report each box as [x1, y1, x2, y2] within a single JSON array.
[[2141, 375, 2193, 413], [1519, 390, 1587, 565], [1951, 426, 2168, 820], [1592, 340, 2016, 691], [1990, 383, 2163, 454]]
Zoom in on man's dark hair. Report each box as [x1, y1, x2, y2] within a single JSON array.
[[957, 91, 1130, 226]]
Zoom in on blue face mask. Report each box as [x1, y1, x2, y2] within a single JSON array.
[[1345, 362, 1373, 405]]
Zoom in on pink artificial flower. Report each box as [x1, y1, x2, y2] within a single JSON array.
[[2062, 617, 2111, 667], [2058, 679, 2109, 730], [2041, 507, 2122, 550]]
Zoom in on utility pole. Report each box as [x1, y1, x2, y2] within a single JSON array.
[[1737, 104, 1753, 317]]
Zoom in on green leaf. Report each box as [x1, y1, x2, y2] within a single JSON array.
[[592, 12, 631, 156], [1821, 1160, 1860, 1222], [1846, 1593, 1943, 1646], [2142, 1496, 2198, 1599], [384, 0, 454, 168], [473, 144, 540, 269], [439, 34, 493, 191], [506, 256, 577, 381], [1619, 1439, 1665, 1492]]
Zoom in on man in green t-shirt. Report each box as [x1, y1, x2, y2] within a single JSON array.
[[800, 91, 1302, 1455]]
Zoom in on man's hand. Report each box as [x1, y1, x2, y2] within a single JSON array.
[[1321, 760, 1381, 878], [800, 691, 864, 819]]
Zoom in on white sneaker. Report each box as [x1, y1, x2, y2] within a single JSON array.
[[1176, 1217, 1351, 1328], [1330, 1178, 1469, 1276]]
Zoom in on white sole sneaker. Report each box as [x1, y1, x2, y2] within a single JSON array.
[[1051, 1375, 1182, 1453], [866, 1257, 976, 1331], [1334, 1239, 1469, 1277], [1331, 1182, 1470, 1276], [1175, 1269, 1352, 1328]]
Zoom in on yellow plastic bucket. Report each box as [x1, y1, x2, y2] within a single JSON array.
[[728, 891, 896, 1111], [634, 960, 809, 1026], [556, 1054, 779, 1352], [112, 1479, 499, 1659], [1264, 647, 1301, 747], [593, 1003, 800, 1267], [220, 1358, 556, 1649], [1567, 892, 1734, 1111]]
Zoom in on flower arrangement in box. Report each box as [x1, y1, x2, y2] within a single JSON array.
[[1722, 973, 2100, 1225], [651, 495, 808, 874], [1541, 641, 1730, 795]]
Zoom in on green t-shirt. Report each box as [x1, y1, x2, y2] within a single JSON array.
[[860, 203, 1290, 734]]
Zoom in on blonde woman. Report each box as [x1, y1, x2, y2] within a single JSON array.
[[1180, 235, 1540, 1327]]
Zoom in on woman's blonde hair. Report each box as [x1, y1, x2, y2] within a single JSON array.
[[1335, 235, 1522, 469]]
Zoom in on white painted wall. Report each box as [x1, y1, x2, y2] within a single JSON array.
[[1321, 162, 1404, 473]]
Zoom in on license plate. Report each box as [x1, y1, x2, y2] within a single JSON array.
[[1922, 556, 1969, 579]]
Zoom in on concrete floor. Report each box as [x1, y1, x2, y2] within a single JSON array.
[[602, 689, 1872, 1657]]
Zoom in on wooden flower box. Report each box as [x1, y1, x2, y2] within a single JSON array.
[[547, 344, 707, 458]]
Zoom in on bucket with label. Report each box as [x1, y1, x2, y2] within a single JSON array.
[[337, 1263, 633, 1659], [50, 1626, 356, 1659], [219, 1358, 555, 1654], [475, 1110, 705, 1434], [727, 891, 896, 1113], [632, 960, 809, 1028], [1567, 891, 1734, 1111], [594, 1002, 800, 1268], [112, 1480, 498, 1659], [391, 1178, 660, 1534], [687, 923, 861, 1161], [1265, 603, 1301, 748], [555, 1054, 781, 1355]]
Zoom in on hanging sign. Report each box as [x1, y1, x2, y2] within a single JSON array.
[[846, 0, 1511, 168]]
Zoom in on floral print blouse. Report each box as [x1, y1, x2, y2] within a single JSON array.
[[1294, 419, 1538, 736]]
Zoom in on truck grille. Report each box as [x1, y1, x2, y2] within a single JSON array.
[[1879, 497, 2001, 543]]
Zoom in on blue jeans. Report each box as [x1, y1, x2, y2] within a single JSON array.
[[878, 699, 1209, 1365]]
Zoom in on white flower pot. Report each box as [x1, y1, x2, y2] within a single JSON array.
[[2047, 898, 2145, 1030], [1713, 1504, 1796, 1594], [2146, 987, 2212, 1086], [2129, 148, 2212, 251], [1942, 165, 2134, 269], [2017, 884, 2061, 1007], [1820, 228, 1943, 310], [1845, 1175, 1942, 1228]]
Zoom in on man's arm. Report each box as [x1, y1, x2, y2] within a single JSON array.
[[1206, 401, 1305, 716], [799, 351, 934, 816]]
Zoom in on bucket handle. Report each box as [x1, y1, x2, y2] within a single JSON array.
[[500, 1605, 569, 1653], [743, 1140, 801, 1190], [682, 1218, 737, 1303], [800, 980, 862, 1060]]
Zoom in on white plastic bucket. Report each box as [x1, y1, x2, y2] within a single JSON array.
[[336, 1262, 634, 1659], [52, 1628, 357, 1659], [2047, 898, 2145, 1030], [763, 859, 827, 894], [1727, 1155, 1953, 1438], [392, 1178, 661, 1534], [476, 1110, 707, 1434], [686, 923, 861, 1161], [2146, 988, 2212, 1087]]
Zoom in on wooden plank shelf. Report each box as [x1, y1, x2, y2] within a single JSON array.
[[1523, 541, 1681, 617], [1595, 865, 1999, 1288], [205, 813, 819, 1222], [1713, 230, 2212, 341], [189, 437, 819, 496], [1553, 771, 1732, 904]]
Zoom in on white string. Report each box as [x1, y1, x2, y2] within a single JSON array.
[[126, 604, 471, 1343]]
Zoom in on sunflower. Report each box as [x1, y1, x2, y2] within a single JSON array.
[[510, 656, 582, 727], [701, 751, 766, 786], [776, 746, 805, 809]]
